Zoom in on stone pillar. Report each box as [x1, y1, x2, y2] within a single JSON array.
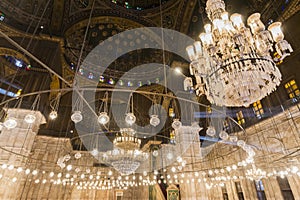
[[225, 181, 239, 200], [240, 179, 258, 200], [0, 108, 45, 199], [287, 175, 300, 198], [262, 177, 284, 200]]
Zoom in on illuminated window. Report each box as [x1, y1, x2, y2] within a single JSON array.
[[236, 111, 245, 125], [222, 185, 229, 200], [285, 79, 300, 99], [253, 100, 264, 119], [255, 180, 266, 200]]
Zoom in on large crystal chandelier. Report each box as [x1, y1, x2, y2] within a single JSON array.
[[104, 128, 148, 175], [186, 0, 293, 107]]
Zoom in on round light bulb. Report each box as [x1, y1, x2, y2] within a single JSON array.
[[4, 117, 17, 129], [71, 111, 83, 123], [150, 115, 160, 127], [125, 113, 136, 125], [152, 150, 159, 157], [206, 126, 216, 136], [172, 119, 182, 130], [66, 165, 72, 171], [97, 112, 110, 125], [74, 152, 82, 159], [49, 111, 58, 120], [24, 113, 36, 124]]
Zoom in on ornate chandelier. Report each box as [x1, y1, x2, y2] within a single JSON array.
[[186, 0, 293, 107], [104, 128, 148, 175]]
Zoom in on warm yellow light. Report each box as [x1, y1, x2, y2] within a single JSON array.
[[268, 22, 284, 42], [199, 33, 213, 46], [186, 45, 196, 61], [213, 19, 225, 32], [204, 24, 212, 33], [194, 41, 202, 55], [230, 13, 244, 30], [221, 12, 229, 21], [247, 13, 265, 34]]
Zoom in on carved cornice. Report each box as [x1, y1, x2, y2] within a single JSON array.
[[279, 0, 300, 22]]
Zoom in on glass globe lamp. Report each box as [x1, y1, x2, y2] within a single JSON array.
[[150, 115, 160, 127], [91, 148, 99, 156], [125, 113, 136, 125], [152, 150, 159, 157], [74, 152, 82, 159], [24, 113, 36, 124], [229, 135, 238, 143], [49, 111, 58, 120], [172, 119, 182, 130], [237, 140, 246, 147], [97, 112, 110, 125], [4, 117, 17, 129], [206, 126, 216, 136], [219, 130, 229, 140], [71, 111, 83, 123]]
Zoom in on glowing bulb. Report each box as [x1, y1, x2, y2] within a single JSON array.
[[172, 119, 182, 130], [74, 152, 82, 159], [71, 111, 83, 123], [125, 113, 136, 125], [150, 115, 160, 127], [49, 111, 58, 120], [97, 112, 110, 125], [17, 167, 23, 173], [24, 114, 36, 124], [67, 165, 72, 171], [268, 22, 284, 42], [206, 126, 216, 136], [4, 117, 17, 129], [152, 150, 159, 157]]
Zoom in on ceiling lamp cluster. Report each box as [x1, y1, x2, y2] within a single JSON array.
[[186, 0, 293, 107], [104, 128, 148, 175]]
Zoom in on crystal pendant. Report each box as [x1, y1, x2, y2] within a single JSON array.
[[4, 117, 17, 129], [98, 112, 110, 125], [172, 119, 182, 130], [24, 113, 36, 124], [49, 111, 58, 120], [71, 111, 83, 123], [150, 115, 160, 127], [206, 126, 216, 136], [125, 113, 136, 125]]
